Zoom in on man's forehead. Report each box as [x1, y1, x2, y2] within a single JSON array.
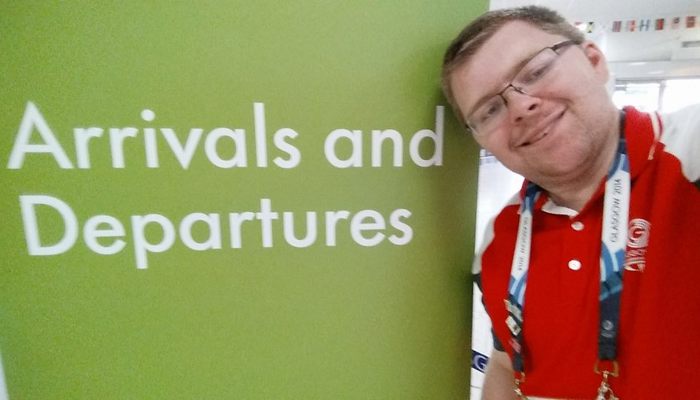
[[469, 21, 561, 77], [452, 21, 565, 111]]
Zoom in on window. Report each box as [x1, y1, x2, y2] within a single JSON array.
[[612, 81, 661, 112], [662, 79, 700, 112], [613, 78, 700, 112]]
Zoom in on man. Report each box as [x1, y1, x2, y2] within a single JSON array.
[[442, 6, 700, 400]]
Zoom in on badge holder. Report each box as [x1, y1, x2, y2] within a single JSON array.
[[512, 371, 529, 399], [594, 360, 619, 400]]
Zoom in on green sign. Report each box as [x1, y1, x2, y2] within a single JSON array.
[[0, 2, 484, 398]]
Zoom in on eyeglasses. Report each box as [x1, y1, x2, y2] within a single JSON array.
[[465, 40, 578, 136]]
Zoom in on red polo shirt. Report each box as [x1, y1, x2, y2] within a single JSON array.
[[478, 106, 700, 399]]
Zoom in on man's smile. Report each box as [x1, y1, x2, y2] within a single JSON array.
[[514, 108, 566, 148]]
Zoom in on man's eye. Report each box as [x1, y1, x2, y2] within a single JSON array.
[[519, 60, 553, 84], [477, 100, 503, 123]]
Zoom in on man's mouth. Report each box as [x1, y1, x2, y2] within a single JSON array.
[[515, 109, 565, 148], [521, 130, 549, 146]]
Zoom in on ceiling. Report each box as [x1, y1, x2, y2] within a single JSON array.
[[489, 0, 700, 20], [487, 0, 700, 78]]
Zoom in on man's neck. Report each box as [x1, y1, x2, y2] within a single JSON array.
[[547, 173, 608, 212], [544, 112, 622, 212]]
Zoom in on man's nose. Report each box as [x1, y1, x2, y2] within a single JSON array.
[[502, 86, 541, 124]]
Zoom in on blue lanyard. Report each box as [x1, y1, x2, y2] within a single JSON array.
[[506, 115, 630, 375]]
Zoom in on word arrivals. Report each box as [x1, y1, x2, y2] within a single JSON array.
[[19, 195, 414, 269], [7, 102, 300, 170], [6, 102, 444, 170]]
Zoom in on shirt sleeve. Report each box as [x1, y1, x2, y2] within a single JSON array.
[[492, 328, 505, 351], [475, 272, 505, 351], [660, 103, 700, 186]]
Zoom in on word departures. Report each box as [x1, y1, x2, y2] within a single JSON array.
[[20, 195, 412, 269]]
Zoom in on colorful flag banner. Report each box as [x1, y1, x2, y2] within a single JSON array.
[[687, 16, 696, 28], [601, 14, 700, 33], [639, 19, 651, 31], [613, 20, 622, 32], [655, 18, 665, 30]]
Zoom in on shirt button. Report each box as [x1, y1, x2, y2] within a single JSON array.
[[571, 221, 584, 231], [568, 259, 582, 271]]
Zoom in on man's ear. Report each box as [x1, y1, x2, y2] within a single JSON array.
[[581, 40, 609, 82]]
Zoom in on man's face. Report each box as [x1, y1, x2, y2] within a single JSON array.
[[449, 21, 617, 187]]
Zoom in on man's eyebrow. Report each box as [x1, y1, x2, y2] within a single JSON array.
[[466, 64, 517, 118]]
